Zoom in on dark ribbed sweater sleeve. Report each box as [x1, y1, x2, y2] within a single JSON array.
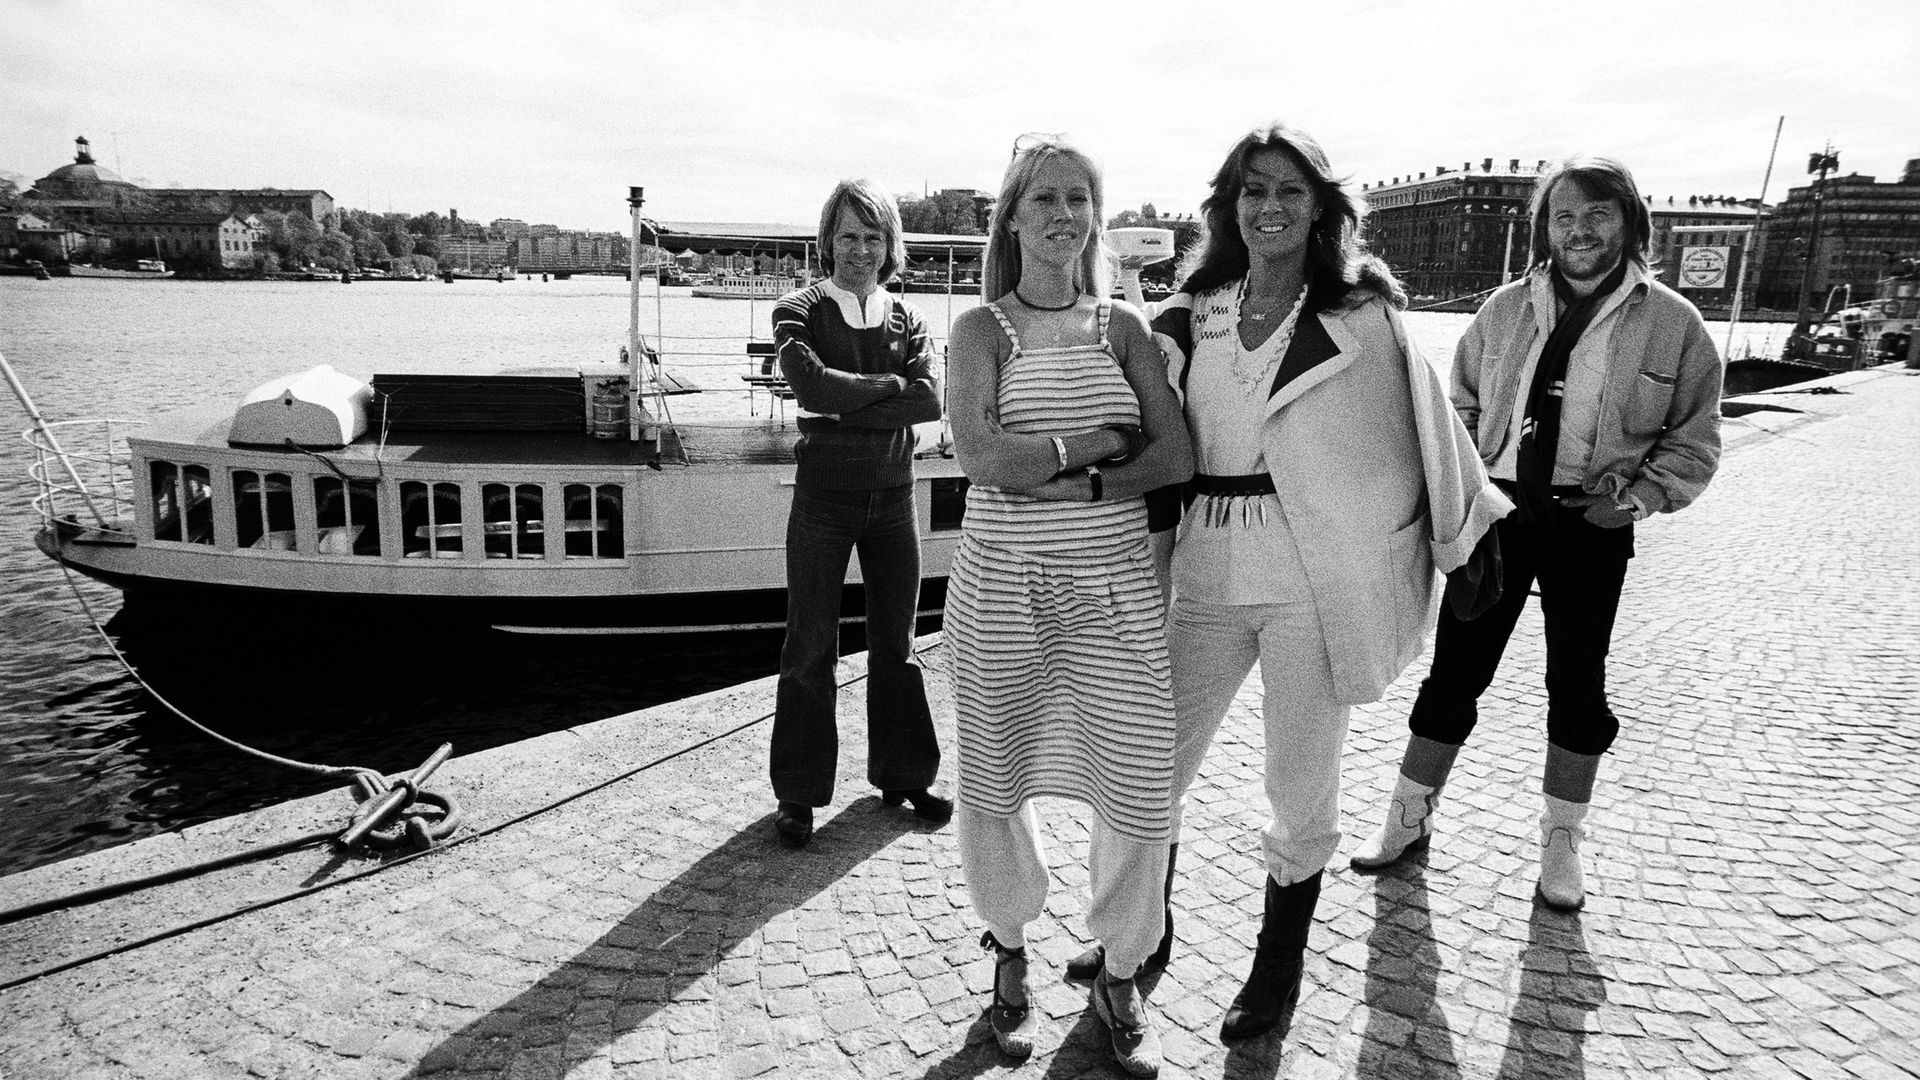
[[773, 293, 902, 414], [838, 302, 941, 428]]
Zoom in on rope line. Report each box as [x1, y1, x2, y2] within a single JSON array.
[[55, 561, 386, 788], [3, 608, 944, 989]]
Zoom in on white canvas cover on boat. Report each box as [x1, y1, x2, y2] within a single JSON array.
[[228, 365, 373, 448]]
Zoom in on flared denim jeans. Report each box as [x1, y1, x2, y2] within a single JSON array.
[[770, 483, 939, 806]]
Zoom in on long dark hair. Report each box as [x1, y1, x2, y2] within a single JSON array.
[[1178, 121, 1404, 313], [1528, 155, 1652, 271]]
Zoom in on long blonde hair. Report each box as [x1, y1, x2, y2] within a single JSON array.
[[982, 136, 1109, 301]]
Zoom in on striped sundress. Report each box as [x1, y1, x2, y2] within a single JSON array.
[[945, 301, 1176, 843]]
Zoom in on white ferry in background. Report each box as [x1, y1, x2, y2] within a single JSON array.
[[689, 273, 810, 300], [12, 189, 980, 636], [65, 258, 174, 279]]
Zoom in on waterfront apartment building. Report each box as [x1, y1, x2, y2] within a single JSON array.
[[438, 237, 512, 270], [1361, 158, 1543, 300], [489, 218, 530, 240], [1752, 158, 1920, 311], [512, 231, 629, 271]]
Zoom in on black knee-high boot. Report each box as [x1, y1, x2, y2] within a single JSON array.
[[1219, 871, 1321, 1041]]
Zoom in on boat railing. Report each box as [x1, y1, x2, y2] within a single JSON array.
[[21, 418, 143, 535]]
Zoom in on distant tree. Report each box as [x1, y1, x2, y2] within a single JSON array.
[[253, 250, 283, 274], [314, 229, 354, 271], [385, 228, 415, 259], [0, 172, 23, 211], [339, 210, 375, 243], [353, 233, 389, 267], [407, 211, 448, 237], [900, 190, 986, 236], [254, 210, 324, 267], [412, 234, 441, 261]]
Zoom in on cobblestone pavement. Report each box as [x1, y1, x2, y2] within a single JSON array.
[[2, 366, 1917, 1079]]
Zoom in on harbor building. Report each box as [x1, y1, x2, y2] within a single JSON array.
[[1647, 196, 1766, 312], [23, 136, 331, 242], [145, 187, 334, 224], [92, 210, 263, 270], [439, 237, 513, 271], [1361, 158, 1543, 301], [1752, 158, 1920, 311], [23, 136, 148, 224]]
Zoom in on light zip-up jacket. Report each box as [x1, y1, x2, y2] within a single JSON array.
[[1452, 263, 1723, 514], [1154, 289, 1511, 704]]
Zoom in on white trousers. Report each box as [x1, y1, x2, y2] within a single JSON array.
[[958, 801, 1170, 978], [1167, 596, 1352, 886]]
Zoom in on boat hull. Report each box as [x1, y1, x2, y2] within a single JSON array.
[[64, 264, 175, 279], [41, 530, 948, 635]]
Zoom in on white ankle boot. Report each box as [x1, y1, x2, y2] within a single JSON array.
[[1351, 773, 1440, 870], [1537, 794, 1589, 911]]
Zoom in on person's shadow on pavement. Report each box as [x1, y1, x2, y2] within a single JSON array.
[[399, 799, 922, 1078], [1493, 903, 1607, 1079], [1355, 865, 1463, 1080]]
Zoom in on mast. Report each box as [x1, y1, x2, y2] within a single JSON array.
[[1726, 115, 1783, 357], [626, 187, 657, 442], [1791, 145, 1840, 335]]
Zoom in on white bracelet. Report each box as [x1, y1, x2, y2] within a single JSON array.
[[1051, 436, 1069, 474]]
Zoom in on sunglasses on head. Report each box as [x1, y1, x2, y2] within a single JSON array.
[[1011, 132, 1070, 158]]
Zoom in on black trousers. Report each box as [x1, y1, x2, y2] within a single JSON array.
[[1408, 499, 1635, 756]]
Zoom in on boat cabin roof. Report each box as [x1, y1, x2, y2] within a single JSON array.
[[134, 399, 806, 468]]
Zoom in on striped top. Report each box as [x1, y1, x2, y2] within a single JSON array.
[[962, 301, 1147, 554], [771, 280, 939, 490], [946, 299, 1173, 840]]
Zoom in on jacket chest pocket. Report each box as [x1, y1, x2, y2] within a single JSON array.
[[1623, 368, 1677, 435]]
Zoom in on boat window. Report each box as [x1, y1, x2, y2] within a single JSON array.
[[149, 461, 214, 544], [233, 470, 297, 550], [563, 483, 623, 559], [929, 477, 969, 532], [401, 480, 464, 558], [314, 476, 382, 556], [483, 482, 546, 559]]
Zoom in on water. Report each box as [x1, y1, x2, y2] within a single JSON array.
[[0, 277, 1781, 875]]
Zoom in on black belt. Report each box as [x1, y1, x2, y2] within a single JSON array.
[[1190, 472, 1277, 497], [1494, 478, 1592, 505]]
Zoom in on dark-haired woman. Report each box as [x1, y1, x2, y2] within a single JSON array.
[[1111, 123, 1508, 1042]]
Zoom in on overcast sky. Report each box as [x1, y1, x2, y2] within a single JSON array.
[[5, 0, 1916, 234]]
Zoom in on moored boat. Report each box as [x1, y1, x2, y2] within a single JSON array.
[[689, 273, 809, 299], [10, 191, 970, 636], [1728, 263, 1920, 387], [65, 258, 174, 279]]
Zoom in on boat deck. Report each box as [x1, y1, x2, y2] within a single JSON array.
[[136, 402, 814, 467]]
